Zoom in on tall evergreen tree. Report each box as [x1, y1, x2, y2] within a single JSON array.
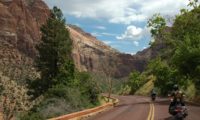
[[35, 6, 74, 94]]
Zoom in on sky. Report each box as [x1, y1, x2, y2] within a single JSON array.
[[43, 0, 190, 54]]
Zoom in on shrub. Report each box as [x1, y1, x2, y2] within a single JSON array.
[[0, 74, 33, 120], [127, 70, 146, 94], [19, 112, 44, 120]]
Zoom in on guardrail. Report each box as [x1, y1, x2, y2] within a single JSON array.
[[48, 96, 119, 120]]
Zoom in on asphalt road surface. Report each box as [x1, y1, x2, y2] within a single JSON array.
[[87, 95, 200, 120]]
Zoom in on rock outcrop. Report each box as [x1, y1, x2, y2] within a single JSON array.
[[0, 0, 49, 82], [68, 25, 118, 73], [0, 0, 49, 58]]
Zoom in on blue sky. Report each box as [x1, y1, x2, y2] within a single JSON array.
[[43, 0, 190, 54]]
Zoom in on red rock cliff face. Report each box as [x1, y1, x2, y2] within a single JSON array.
[[68, 25, 118, 73], [0, 0, 49, 58], [68, 25, 151, 78], [0, 0, 49, 81]]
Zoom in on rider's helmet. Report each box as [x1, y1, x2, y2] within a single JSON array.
[[151, 88, 156, 94], [173, 84, 179, 91]]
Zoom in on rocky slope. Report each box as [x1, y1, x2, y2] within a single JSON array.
[[0, 0, 49, 57], [68, 25, 118, 73], [0, 0, 49, 82], [0, 0, 163, 80]]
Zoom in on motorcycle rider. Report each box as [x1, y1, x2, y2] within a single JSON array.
[[169, 84, 186, 115], [151, 88, 156, 101]]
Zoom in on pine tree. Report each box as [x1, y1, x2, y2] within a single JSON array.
[[34, 6, 74, 95]]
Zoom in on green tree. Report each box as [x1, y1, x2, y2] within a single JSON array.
[[147, 14, 166, 37], [144, 0, 200, 96], [171, 4, 200, 88], [75, 72, 100, 105], [128, 70, 144, 94], [172, 5, 200, 42], [188, 0, 199, 8], [147, 58, 181, 95], [33, 6, 74, 95], [173, 36, 200, 79]]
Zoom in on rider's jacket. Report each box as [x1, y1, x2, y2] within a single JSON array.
[[171, 90, 184, 102]]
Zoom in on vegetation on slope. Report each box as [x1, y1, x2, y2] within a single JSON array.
[[126, 0, 200, 100], [21, 7, 101, 119]]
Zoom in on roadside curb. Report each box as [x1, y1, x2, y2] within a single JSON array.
[[48, 96, 119, 120]]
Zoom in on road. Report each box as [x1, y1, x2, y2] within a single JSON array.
[[87, 95, 200, 120]]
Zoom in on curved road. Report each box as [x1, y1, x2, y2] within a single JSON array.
[[87, 95, 200, 120]]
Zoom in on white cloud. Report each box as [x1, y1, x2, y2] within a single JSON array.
[[143, 46, 147, 49], [123, 52, 136, 55], [44, 0, 191, 24], [92, 32, 117, 37], [109, 14, 146, 25], [101, 32, 117, 36], [130, 52, 136, 55], [74, 23, 81, 27], [116, 26, 148, 41], [91, 32, 102, 37], [102, 41, 112, 45], [95, 26, 106, 30], [150, 39, 155, 43], [133, 41, 139, 46]]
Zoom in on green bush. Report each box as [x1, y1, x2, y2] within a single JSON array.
[[127, 70, 146, 94], [19, 112, 44, 120], [147, 58, 186, 95], [46, 84, 69, 98], [75, 72, 100, 105], [22, 71, 100, 119]]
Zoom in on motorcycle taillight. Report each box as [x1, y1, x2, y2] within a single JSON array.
[[175, 107, 182, 112], [175, 109, 181, 112]]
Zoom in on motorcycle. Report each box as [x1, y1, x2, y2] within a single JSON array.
[[169, 98, 188, 120], [151, 93, 156, 101]]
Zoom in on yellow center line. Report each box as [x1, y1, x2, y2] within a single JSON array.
[[151, 103, 154, 120], [147, 103, 152, 120], [147, 102, 154, 120]]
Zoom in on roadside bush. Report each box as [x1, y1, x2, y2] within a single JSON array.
[[20, 71, 100, 119], [89, 73, 128, 95], [34, 98, 76, 118], [19, 112, 44, 120], [0, 74, 34, 120], [46, 84, 69, 98], [127, 70, 146, 94], [147, 58, 189, 95], [75, 72, 100, 105]]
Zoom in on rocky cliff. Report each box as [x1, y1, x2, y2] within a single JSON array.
[[0, 0, 49, 57], [68, 25, 155, 77], [68, 25, 118, 73], [0, 0, 49, 82], [0, 0, 163, 80]]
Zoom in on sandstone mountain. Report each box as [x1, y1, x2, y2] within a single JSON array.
[[68, 24, 147, 77], [0, 0, 163, 81]]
